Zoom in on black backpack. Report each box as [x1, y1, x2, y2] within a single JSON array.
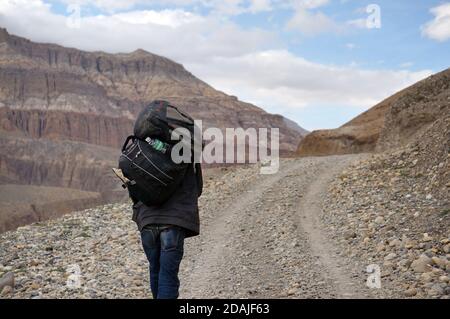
[[134, 100, 197, 145], [117, 100, 200, 207]]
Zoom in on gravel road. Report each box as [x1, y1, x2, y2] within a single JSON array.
[[180, 155, 373, 298], [1, 155, 379, 299]]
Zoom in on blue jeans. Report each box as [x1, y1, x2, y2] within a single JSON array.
[[140, 225, 185, 299]]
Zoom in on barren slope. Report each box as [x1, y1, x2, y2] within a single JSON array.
[[0, 27, 306, 232], [297, 68, 449, 156]]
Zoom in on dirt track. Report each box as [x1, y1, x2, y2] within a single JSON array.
[[180, 155, 373, 298]]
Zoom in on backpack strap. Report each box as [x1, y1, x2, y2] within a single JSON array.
[[121, 135, 136, 152]]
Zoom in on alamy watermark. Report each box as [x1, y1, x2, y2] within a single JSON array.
[[66, 264, 82, 289], [169, 120, 280, 174], [366, 264, 381, 289], [366, 4, 382, 29], [66, 3, 81, 29]]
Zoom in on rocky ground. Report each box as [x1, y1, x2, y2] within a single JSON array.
[[180, 155, 373, 299], [0, 153, 448, 299], [0, 203, 149, 299], [323, 155, 449, 298], [322, 117, 449, 299]]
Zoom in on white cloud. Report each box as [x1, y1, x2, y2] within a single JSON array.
[[57, 0, 144, 12], [248, 0, 273, 13], [422, 3, 450, 42], [0, 0, 276, 62], [286, 1, 380, 36], [284, 0, 349, 36], [113, 9, 203, 27], [285, 8, 337, 35], [188, 50, 432, 113], [205, 0, 246, 15], [293, 0, 329, 10], [205, 0, 275, 15], [0, 0, 434, 129], [56, 0, 275, 15]]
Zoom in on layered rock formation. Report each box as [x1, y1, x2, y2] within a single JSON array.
[[0, 28, 306, 231], [0, 27, 305, 150], [0, 133, 120, 196], [297, 68, 450, 156]]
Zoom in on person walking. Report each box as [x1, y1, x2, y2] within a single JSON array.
[[130, 162, 202, 299]]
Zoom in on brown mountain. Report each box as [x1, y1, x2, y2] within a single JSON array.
[[0, 28, 306, 232], [297, 68, 450, 156]]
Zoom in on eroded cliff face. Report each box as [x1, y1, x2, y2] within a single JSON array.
[[0, 134, 121, 197], [0, 132, 124, 231], [0, 28, 305, 150], [0, 28, 303, 146], [0, 107, 134, 148], [0, 28, 306, 231]]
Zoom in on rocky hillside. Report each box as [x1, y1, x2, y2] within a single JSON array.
[[296, 67, 450, 298], [0, 27, 305, 152], [315, 69, 450, 298], [297, 68, 450, 156], [376, 69, 450, 151], [322, 116, 449, 298], [0, 27, 306, 232]]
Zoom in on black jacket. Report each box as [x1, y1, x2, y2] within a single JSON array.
[[131, 163, 202, 238]]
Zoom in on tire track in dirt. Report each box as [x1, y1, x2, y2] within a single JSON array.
[[180, 155, 372, 298], [295, 156, 370, 299]]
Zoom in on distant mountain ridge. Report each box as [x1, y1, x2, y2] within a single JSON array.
[[0, 27, 307, 232], [0, 27, 305, 148]]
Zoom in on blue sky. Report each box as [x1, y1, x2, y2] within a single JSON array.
[[1, 0, 449, 130]]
